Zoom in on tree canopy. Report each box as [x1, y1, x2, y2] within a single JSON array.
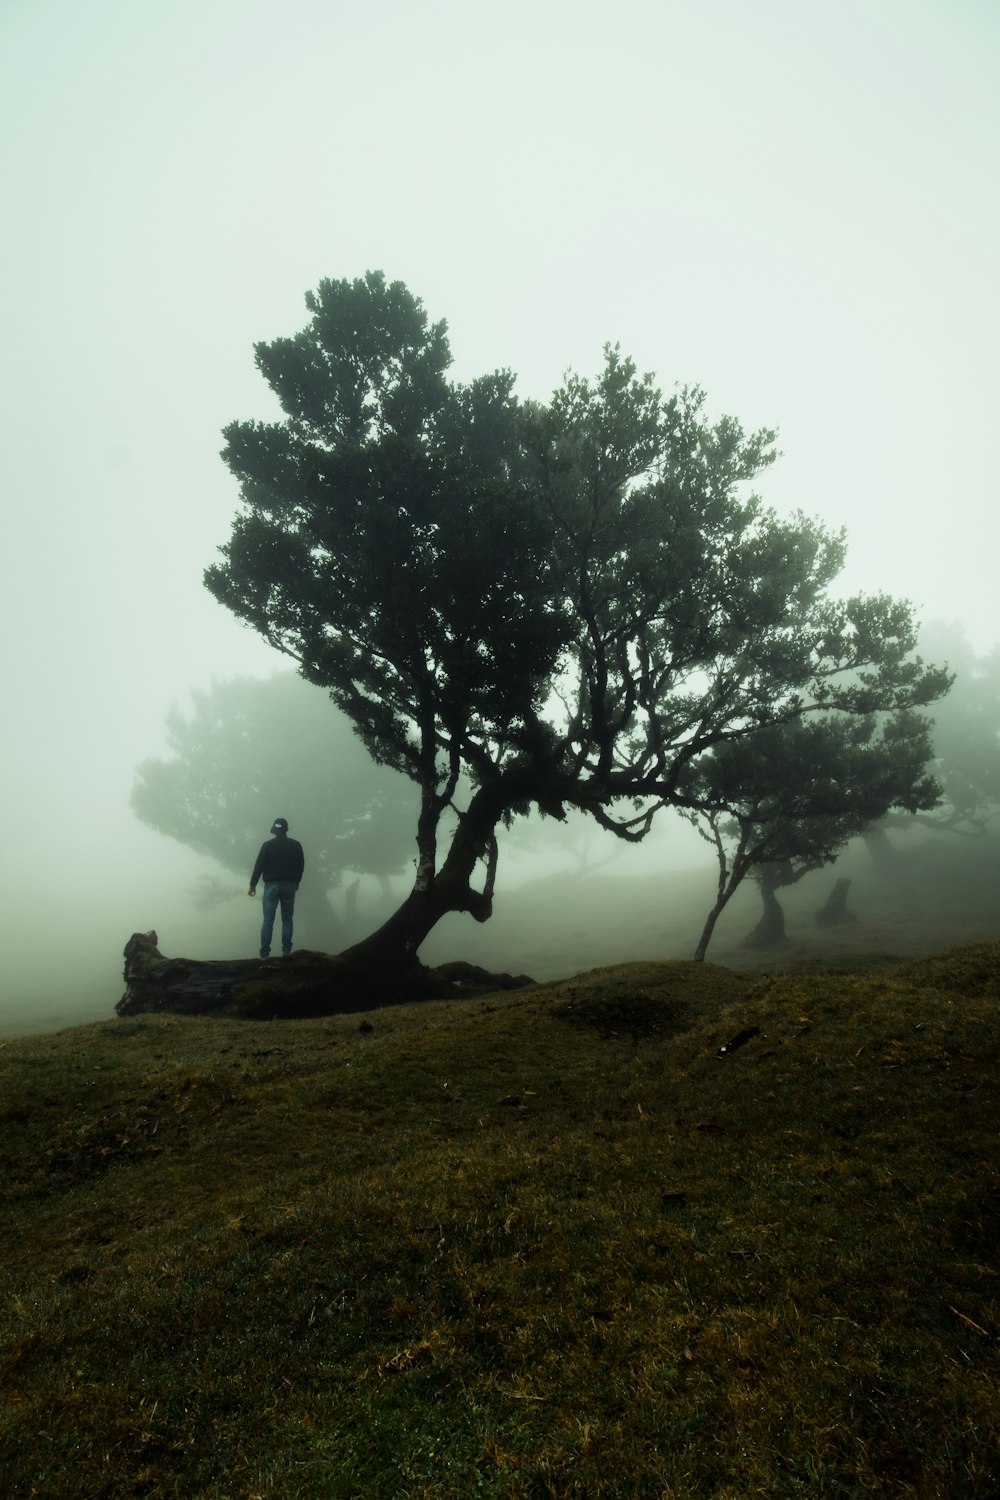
[[680, 710, 942, 960], [206, 270, 950, 977]]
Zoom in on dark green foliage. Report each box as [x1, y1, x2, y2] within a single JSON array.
[[209, 274, 558, 794], [205, 271, 951, 964], [684, 711, 943, 958]]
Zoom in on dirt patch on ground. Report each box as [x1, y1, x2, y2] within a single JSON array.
[[545, 959, 748, 1039]]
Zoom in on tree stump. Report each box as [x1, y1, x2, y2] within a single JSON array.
[[814, 877, 856, 928]]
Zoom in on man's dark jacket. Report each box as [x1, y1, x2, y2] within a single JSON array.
[[251, 834, 305, 887]]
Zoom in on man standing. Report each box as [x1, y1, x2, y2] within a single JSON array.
[[249, 817, 305, 958]]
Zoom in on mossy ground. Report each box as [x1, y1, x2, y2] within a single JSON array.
[[2, 944, 998, 1496]]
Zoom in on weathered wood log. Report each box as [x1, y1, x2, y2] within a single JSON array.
[[117, 932, 534, 1020]]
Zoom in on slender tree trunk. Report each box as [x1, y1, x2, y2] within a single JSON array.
[[692, 822, 752, 963], [694, 899, 728, 962]]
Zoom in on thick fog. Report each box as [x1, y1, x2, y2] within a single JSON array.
[[2, 0, 998, 1036]]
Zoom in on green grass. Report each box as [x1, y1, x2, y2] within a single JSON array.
[[1, 947, 998, 1497]]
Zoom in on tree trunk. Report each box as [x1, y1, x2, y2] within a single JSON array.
[[814, 877, 856, 928], [692, 828, 751, 963], [742, 874, 788, 949], [693, 900, 727, 963], [335, 779, 509, 984]]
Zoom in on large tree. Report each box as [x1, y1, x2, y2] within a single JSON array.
[[680, 710, 942, 961], [131, 672, 417, 948], [205, 270, 949, 982]]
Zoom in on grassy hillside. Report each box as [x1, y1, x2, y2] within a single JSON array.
[[1, 942, 998, 1497]]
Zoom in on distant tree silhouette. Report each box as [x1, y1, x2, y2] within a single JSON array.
[[861, 624, 1000, 873], [131, 673, 416, 948], [902, 625, 1000, 835]]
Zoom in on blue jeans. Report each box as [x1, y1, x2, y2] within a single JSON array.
[[260, 881, 297, 956]]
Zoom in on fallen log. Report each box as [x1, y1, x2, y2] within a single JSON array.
[[117, 931, 534, 1021]]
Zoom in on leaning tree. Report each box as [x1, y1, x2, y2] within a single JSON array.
[[678, 710, 943, 961], [205, 270, 949, 984]]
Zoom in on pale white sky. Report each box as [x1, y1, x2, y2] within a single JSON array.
[[2, 0, 997, 1020]]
